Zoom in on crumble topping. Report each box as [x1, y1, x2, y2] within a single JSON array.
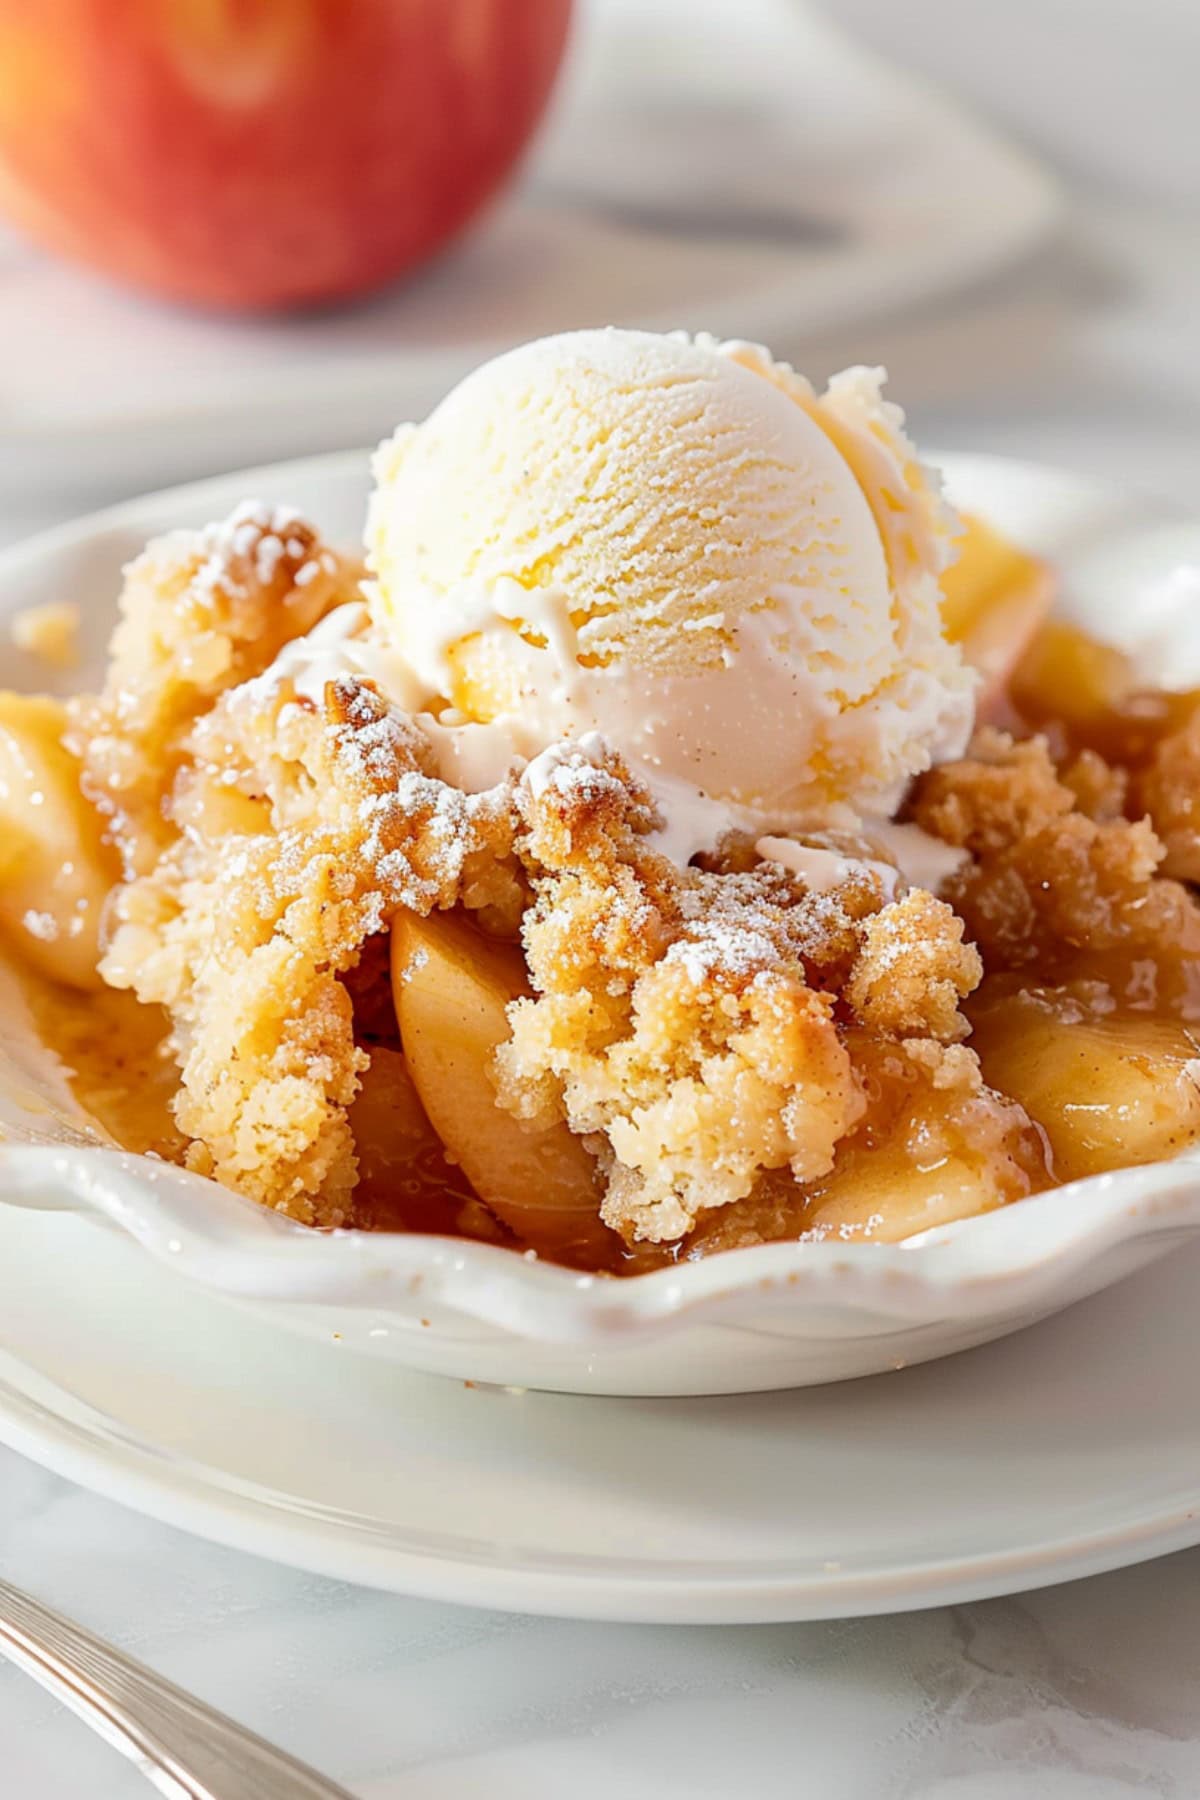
[[81, 507, 520, 1224], [909, 727, 1200, 980], [64, 503, 357, 877], [685, 1034, 1045, 1254], [495, 746, 984, 1243], [1135, 706, 1200, 883], [101, 669, 519, 1224], [845, 889, 981, 1042], [11, 601, 81, 669]]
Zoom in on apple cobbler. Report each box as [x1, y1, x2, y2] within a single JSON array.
[[3, 332, 1200, 1273]]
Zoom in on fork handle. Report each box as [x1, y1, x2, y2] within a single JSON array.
[[0, 1576, 354, 1800]]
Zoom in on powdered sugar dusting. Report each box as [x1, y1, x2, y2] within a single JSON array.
[[667, 919, 780, 985], [144, 501, 341, 610]]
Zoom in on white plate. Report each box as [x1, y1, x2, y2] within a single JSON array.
[[4, 449, 1200, 1399], [0, 0, 1059, 505], [4, 1199, 1200, 1623]]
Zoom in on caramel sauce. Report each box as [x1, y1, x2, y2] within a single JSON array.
[[15, 967, 185, 1160], [347, 1043, 495, 1238], [13, 962, 492, 1243]]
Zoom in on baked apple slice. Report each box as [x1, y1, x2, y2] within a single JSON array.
[[0, 692, 118, 989], [1006, 618, 1136, 737], [801, 1048, 1048, 1243], [941, 513, 1055, 718], [803, 1142, 1016, 1243], [689, 1148, 1020, 1250], [970, 993, 1200, 1183], [349, 1043, 484, 1234], [685, 1037, 1050, 1250], [390, 911, 616, 1264]]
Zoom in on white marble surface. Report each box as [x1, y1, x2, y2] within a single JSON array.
[[5, 1450, 1200, 1799], [4, 2, 1200, 1794]]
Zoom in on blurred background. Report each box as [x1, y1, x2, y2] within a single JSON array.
[[0, 0, 1196, 537]]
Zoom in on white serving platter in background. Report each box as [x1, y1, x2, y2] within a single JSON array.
[[0, 0, 1058, 508]]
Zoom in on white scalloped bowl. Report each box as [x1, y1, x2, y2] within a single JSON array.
[[2, 449, 1200, 1396]]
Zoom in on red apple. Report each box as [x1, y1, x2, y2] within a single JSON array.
[[0, 0, 572, 310]]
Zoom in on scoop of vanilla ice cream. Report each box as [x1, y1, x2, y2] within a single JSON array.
[[367, 328, 974, 829]]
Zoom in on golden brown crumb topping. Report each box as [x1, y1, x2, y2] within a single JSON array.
[[65, 504, 356, 876], [120, 683, 515, 1222], [71, 518, 1002, 1244], [494, 746, 987, 1242], [96, 562, 520, 1225], [909, 727, 1200, 1010], [1135, 707, 1200, 884]]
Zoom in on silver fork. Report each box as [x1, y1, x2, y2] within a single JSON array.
[[0, 1576, 354, 1799]]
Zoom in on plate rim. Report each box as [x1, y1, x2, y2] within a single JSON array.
[[3, 1282, 1200, 1625]]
